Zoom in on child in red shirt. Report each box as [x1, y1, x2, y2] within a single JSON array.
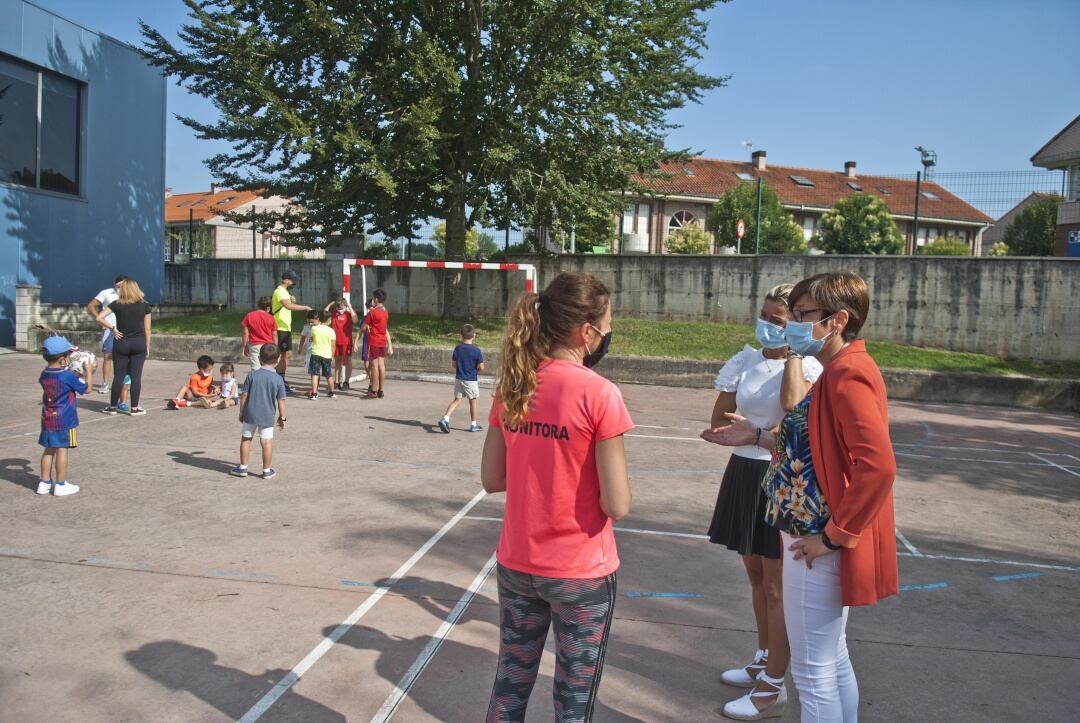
[[481, 272, 632, 722], [325, 297, 358, 389], [358, 289, 392, 398]]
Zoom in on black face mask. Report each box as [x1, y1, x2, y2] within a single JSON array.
[[584, 329, 613, 368]]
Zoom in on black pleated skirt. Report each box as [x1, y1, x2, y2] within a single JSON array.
[[707, 454, 781, 559]]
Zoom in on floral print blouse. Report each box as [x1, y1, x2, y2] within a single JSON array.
[[762, 392, 831, 535]]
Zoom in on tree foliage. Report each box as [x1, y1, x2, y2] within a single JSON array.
[[142, 0, 727, 315], [988, 241, 1009, 257], [817, 194, 903, 255], [1003, 196, 1059, 256], [918, 237, 971, 256], [708, 181, 805, 254], [666, 224, 711, 254]]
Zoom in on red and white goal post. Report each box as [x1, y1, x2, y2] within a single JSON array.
[[340, 258, 537, 309]]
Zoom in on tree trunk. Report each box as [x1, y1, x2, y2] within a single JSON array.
[[442, 196, 472, 320]]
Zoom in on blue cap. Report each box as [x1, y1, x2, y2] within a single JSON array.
[[43, 336, 74, 355]]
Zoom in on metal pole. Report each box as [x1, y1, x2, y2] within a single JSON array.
[[504, 226, 510, 252], [912, 170, 922, 255], [188, 208, 193, 257], [754, 177, 763, 254], [251, 205, 257, 259]]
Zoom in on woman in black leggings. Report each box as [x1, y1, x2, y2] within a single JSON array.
[[95, 278, 152, 415]]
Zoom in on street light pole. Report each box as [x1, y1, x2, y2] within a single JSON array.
[[912, 170, 921, 255]]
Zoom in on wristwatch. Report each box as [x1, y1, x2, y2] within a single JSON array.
[[785, 350, 803, 360]]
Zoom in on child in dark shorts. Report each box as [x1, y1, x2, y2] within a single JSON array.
[[38, 336, 89, 497]]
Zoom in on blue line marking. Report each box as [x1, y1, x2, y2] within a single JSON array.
[[992, 572, 1043, 582], [899, 582, 948, 592], [625, 591, 703, 599], [338, 579, 417, 590], [207, 568, 276, 581]]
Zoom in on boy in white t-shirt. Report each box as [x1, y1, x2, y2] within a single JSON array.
[[85, 275, 126, 392]]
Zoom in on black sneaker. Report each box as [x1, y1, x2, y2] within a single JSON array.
[[129, 407, 147, 416], [377, 390, 385, 399], [103, 406, 118, 415], [340, 381, 350, 390], [306, 391, 318, 401], [327, 391, 336, 399]]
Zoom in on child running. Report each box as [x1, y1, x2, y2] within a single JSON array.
[[438, 324, 485, 433], [482, 272, 633, 721], [231, 345, 287, 479], [359, 289, 392, 398], [307, 310, 337, 399], [167, 355, 217, 409], [38, 336, 89, 497]]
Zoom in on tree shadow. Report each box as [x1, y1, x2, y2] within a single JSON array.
[[0, 458, 38, 491], [125, 640, 344, 722], [364, 415, 441, 434], [166, 450, 234, 474]]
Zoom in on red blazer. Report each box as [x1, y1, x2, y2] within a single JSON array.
[[810, 341, 899, 606]]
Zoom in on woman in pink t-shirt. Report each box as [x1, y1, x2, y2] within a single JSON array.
[[481, 272, 633, 722]]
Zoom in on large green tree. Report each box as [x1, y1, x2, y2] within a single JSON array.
[[817, 193, 903, 255], [708, 181, 805, 254], [1003, 195, 1059, 256], [142, 0, 726, 316]]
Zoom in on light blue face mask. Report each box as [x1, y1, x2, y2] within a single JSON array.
[[755, 319, 788, 349], [784, 316, 835, 357]]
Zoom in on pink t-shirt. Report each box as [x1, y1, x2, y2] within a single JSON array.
[[488, 359, 634, 579]]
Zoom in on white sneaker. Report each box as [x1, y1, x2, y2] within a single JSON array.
[[721, 649, 768, 688], [52, 481, 80, 497], [36, 480, 53, 495], [722, 672, 787, 720]]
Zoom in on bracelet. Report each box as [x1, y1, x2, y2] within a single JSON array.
[[278, 416, 287, 422], [754, 427, 763, 446], [785, 350, 803, 359], [821, 531, 842, 551]]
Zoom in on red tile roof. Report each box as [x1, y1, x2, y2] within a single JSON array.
[[636, 158, 992, 224], [165, 189, 262, 224]]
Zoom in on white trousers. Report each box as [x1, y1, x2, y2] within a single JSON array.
[[781, 532, 859, 723]]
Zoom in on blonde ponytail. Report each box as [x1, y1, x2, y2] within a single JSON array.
[[497, 292, 546, 428]]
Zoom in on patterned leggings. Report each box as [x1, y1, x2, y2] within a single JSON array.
[[486, 564, 617, 723]]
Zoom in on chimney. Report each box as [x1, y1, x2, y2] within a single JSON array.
[[210, 182, 222, 195], [164, 187, 172, 199], [844, 161, 857, 179], [752, 150, 767, 171]]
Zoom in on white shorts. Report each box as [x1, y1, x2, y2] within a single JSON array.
[[454, 379, 479, 400], [241, 422, 274, 440]]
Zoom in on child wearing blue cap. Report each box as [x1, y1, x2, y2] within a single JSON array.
[[38, 336, 89, 496]]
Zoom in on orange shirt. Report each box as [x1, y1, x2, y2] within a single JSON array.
[[188, 371, 214, 396], [809, 341, 899, 606], [489, 360, 634, 579]]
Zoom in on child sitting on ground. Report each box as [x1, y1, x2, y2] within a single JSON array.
[[200, 362, 240, 409], [167, 355, 217, 409], [307, 310, 337, 399], [38, 336, 89, 497], [438, 324, 485, 433]]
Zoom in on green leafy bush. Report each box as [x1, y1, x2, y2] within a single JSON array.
[[918, 237, 971, 256], [708, 182, 806, 254], [1003, 196, 1059, 256], [666, 224, 712, 254], [818, 194, 904, 255]]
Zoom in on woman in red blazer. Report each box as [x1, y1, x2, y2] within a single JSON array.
[[703, 272, 897, 722]]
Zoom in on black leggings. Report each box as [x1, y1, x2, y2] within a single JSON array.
[[111, 335, 147, 407]]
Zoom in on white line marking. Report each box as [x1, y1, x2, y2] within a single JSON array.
[[895, 529, 922, 557], [634, 424, 693, 431], [626, 433, 701, 442], [370, 553, 498, 722], [897, 552, 1077, 572], [237, 489, 488, 723], [1028, 452, 1080, 479]]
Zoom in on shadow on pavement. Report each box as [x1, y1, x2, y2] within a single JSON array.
[[166, 450, 234, 474], [125, 640, 344, 722], [0, 457, 38, 491], [364, 415, 441, 434]]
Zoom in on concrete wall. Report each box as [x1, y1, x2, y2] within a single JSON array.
[[0, 0, 166, 346], [163, 255, 1080, 361]]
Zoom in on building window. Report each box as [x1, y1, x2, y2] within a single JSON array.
[[668, 210, 696, 231], [0, 55, 81, 196], [802, 216, 816, 241]]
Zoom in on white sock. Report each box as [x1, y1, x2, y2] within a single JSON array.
[[237, 464, 247, 469], [441, 415, 450, 422]]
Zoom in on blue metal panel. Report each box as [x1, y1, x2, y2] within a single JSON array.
[[0, 0, 21, 53], [0, 0, 165, 345]]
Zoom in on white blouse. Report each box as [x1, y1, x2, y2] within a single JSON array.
[[714, 345, 823, 461]]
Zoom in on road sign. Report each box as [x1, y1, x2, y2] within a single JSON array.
[[736, 219, 746, 239]]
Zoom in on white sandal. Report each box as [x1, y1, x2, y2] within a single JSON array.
[[720, 649, 768, 688], [722, 671, 787, 721]]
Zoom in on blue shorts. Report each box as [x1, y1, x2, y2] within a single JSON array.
[[308, 355, 332, 377], [102, 329, 115, 354], [39, 428, 78, 449]]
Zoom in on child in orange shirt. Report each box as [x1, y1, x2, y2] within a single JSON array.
[[167, 355, 217, 409]]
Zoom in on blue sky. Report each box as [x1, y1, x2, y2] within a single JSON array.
[[40, 0, 1080, 191]]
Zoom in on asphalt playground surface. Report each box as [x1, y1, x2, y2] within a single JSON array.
[[1, 350, 1078, 722]]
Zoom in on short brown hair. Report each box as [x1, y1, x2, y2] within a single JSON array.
[[790, 272, 870, 341], [460, 324, 476, 340], [259, 344, 280, 365]]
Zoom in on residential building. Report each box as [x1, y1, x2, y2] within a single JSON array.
[[620, 151, 992, 255], [164, 186, 323, 260], [0, 0, 165, 345], [1030, 114, 1080, 257]]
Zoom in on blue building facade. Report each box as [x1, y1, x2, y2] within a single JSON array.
[[0, 0, 165, 345]]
